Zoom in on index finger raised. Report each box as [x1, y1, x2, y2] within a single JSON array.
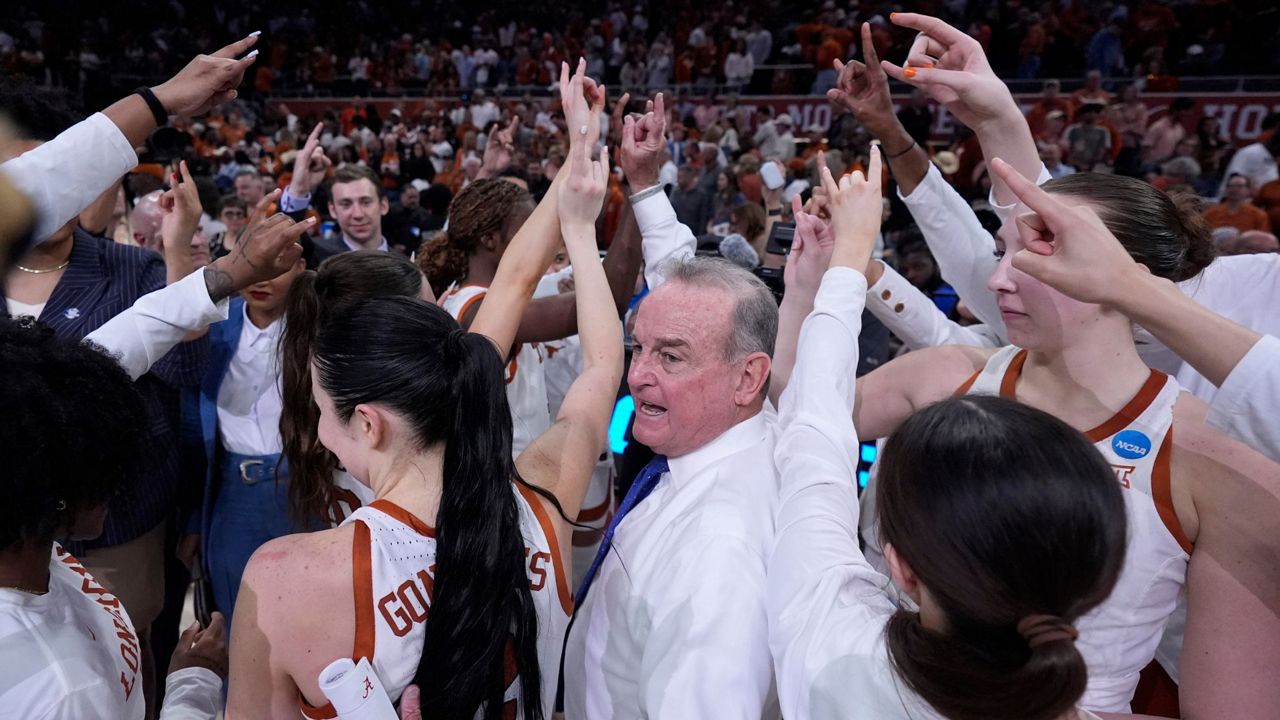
[[888, 12, 970, 47], [860, 23, 884, 77], [210, 33, 260, 60], [989, 157, 1071, 227]]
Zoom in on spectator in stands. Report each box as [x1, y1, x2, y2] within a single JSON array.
[[1063, 102, 1112, 171], [670, 165, 714, 235], [694, 97, 721, 133], [1205, 174, 1273, 233], [212, 195, 249, 257], [1150, 156, 1201, 193], [747, 21, 773, 67], [709, 169, 746, 234], [754, 113, 797, 162], [1108, 82, 1148, 175], [1227, 230, 1280, 255], [1039, 140, 1075, 179], [1219, 123, 1280, 196], [1070, 70, 1114, 112], [1025, 79, 1072, 137], [1087, 11, 1127, 77], [1142, 97, 1195, 166], [897, 236, 960, 318], [383, 183, 431, 255], [897, 90, 934, 147], [1196, 116, 1232, 180], [725, 41, 755, 93], [729, 202, 768, 259], [233, 169, 267, 207]]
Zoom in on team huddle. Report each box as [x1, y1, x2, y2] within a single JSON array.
[[2, 11, 1279, 720]]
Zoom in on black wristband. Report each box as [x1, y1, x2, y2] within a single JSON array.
[[883, 139, 917, 160], [767, 208, 783, 217], [134, 87, 169, 127]]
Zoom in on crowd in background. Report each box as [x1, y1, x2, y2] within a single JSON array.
[[5, 0, 1280, 107]]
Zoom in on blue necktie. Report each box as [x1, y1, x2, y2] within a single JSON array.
[[575, 455, 669, 606]]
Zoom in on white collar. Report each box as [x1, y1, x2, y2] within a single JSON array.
[[342, 235, 389, 253], [666, 410, 769, 486], [240, 303, 283, 348]]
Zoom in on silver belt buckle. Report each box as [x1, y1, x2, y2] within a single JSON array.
[[239, 459, 265, 485]]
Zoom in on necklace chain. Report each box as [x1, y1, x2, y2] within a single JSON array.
[[14, 258, 70, 274]]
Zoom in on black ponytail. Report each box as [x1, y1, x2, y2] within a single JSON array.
[[313, 296, 542, 720]]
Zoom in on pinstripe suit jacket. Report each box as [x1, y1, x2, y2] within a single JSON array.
[[4, 230, 210, 547]]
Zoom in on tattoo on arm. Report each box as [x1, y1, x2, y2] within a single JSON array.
[[203, 266, 235, 303]]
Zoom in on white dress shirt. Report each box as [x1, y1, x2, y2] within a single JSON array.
[[85, 268, 229, 381], [217, 305, 285, 456], [770, 266, 1108, 720], [563, 411, 782, 720], [630, 187, 696, 290], [0, 112, 138, 242]]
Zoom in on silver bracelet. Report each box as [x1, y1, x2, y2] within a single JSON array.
[[628, 184, 664, 204]]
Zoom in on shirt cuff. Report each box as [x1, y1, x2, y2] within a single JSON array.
[[279, 187, 311, 214], [159, 667, 222, 720], [1205, 335, 1280, 449], [897, 163, 944, 206], [988, 163, 1052, 225], [631, 186, 678, 234]]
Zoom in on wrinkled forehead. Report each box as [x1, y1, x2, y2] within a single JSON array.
[[635, 281, 736, 352]]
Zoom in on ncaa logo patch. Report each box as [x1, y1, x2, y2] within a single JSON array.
[[1112, 430, 1152, 460]]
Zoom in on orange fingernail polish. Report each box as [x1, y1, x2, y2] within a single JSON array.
[[922, 62, 934, 69], [890, 12, 898, 19], [904, 67, 917, 78]]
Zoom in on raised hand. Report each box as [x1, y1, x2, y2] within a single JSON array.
[[152, 34, 261, 119], [558, 144, 610, 230], [820, 147, 883, 271], [620, 92, 667, 189], [159, 160, 204, 272], [828, 23, 899, 139], [785, 193, 836, 296], [480, 116, 520, 177], [989, 157, 1141, 306], [608, 91, 633, 148], [560, 59, 606, 157], [289, 123, 333, 197], [204, 209, 312, 302], [879, 13, 1018, 132]]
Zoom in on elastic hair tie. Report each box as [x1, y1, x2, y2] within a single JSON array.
[[1017, 614, 1079, 649]]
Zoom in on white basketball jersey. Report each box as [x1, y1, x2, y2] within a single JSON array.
[[440, 284, 552, 458], [300, 486, 572, 720], [962, 346, 1191, 712], [0, 546, 144, 720], [326, 470, 376, 528]]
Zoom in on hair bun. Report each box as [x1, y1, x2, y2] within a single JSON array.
[[1017, 614, 1079, 648]]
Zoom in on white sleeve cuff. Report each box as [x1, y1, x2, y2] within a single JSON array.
[[279, 187, 312, 214], [158, 667, 222, 720], [988, 163, 1052, 225]]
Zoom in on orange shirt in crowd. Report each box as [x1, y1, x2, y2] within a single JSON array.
[[1256, 179, 1280, 232], [1204, 202, 1272, 233]]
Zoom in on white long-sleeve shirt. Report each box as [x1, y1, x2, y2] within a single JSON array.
[[562, 411, 782, 720], [0, 545, 221, 720], [630, 185, 696, 290], [0, 112, 138, 242], [862, 260, 1002, 350], [85, 268, 229, 381], [769, 266, 1106, 720]]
